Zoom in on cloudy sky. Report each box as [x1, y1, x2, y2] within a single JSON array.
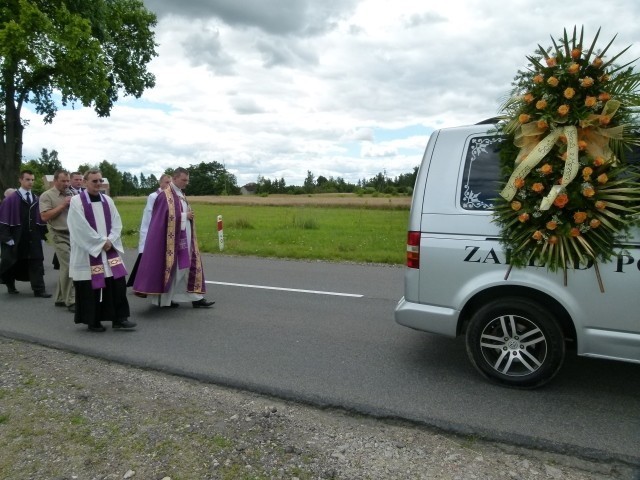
[[22, 0, 640, 187]]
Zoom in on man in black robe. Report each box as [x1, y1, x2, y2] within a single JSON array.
[[0, 170, 51, 297]]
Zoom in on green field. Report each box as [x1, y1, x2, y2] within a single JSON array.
[[116, 198, 410, 265]]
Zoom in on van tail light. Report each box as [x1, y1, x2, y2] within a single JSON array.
[[406, 231, 420, 268]]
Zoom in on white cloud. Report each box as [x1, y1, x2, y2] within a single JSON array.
[[20, 0, 640, 188]]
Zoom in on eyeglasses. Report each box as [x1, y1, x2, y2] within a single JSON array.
[[89, 179, 104, 183]]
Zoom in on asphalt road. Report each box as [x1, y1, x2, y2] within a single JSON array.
[[1, 244, 639, 467]]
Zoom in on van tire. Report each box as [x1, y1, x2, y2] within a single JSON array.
[[465, 297, 565, 388]]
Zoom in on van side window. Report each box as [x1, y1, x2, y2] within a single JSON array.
[[623, 142, 640, 167], [461, 136, 502, 210]]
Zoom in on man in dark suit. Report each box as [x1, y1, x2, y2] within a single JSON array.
[[0, 170, 51, 297]]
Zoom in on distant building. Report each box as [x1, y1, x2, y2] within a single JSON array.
[[43, 174, 111, 196], [240, 183, 257, 195]]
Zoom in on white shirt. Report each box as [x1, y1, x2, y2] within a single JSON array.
[[138, 190, 160, 253]]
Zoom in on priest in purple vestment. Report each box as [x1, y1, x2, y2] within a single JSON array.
[[132, 168, 214, 308], [68, 169, 136, 332]]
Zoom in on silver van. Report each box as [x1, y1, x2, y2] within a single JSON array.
[[394, 122, 640, 388]]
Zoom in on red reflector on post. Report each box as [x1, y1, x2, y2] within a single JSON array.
[[406, 231, 420, 268]]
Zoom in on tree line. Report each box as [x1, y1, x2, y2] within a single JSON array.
[[255, 168, 418, 195], [19, 149, 418, 197]]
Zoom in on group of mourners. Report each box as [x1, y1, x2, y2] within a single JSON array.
[[0, 167, 214, 332]]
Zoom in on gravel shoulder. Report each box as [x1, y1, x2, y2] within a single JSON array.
[[0, 337, 636, 480]]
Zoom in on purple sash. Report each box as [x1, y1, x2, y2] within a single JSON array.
[[80, 192, 127, 289]]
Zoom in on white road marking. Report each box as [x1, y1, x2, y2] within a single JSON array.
[[206, 281, 363, 298]]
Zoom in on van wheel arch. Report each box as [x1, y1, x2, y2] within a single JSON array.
[[458, 286, 576, 344]]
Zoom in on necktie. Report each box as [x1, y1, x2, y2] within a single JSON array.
[[26, 192, 31, 204]]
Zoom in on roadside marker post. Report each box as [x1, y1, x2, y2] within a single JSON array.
[[217, 215, 224, 251]]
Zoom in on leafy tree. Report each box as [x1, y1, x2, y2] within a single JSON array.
[[303, 170, 315, 193], [121, 171, 137, 196], [256, 175, 272, 194], [145, 173, 158, 194], [186, 161, 239, 195], [98, 160, 122, 196], [35, 148, 63, 173], [75, 163, 95, 175], [138, 172, 147, 190], [0, 0, 158, 192]]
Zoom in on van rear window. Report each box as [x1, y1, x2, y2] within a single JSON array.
[[460, 136, 640, 211], [460, 136, 501, 210]]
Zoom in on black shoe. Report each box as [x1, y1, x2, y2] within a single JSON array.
[[68, 304, 76, 313], [7, 288, 19, 294], [134, 292, 147, 298], [88, 325, 106, 332], [34, 291, 52, 298], [160, 301, 180, 308], [192, 298, 215, 308], [55, 301, 66, 307], [113, 319, 136, 330]]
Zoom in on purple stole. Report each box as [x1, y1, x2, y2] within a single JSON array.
[[79, 192, 127, 289], [161, 187, 204, 292]]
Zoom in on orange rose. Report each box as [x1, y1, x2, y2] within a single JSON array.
[[518, 113, 531, 124], [567, 62, 580, 74], [595, 201, 606, 210], [582, 166, 593, 179], [564, 87, 575, 99], [597, 173, 608, 184], [598, 92, 611, 102], [553, 194, 569, 208], [511, 201, 522, 211], [589, 219, 601, 228], [583, 186, 595, 197], [599, 74, 610, 82], [514, 177, 525, 189], [559, 135, 567, 144], [592, 57, 603, 68], [585, 96, 597, 107], [571, 48, 582, 60], [573, 211, 587, 224], [540, 164, 552, 175], [533, 74, 544, 84], [599, 115, 611, 126], [593, 156, 604, 167], [580, 76, 594, 88], [557, 104, 570, 116], [548, 235, 558, 245], [546, 221, 557, 230], [518, 213, 530, 223], [536, 99, 547, 110], [570, 228, 581, 237], [523, 93, 534, 103], [547, 76, 559, 87], [578, 140, 587, 151], [537, 119, 548, 131], [531, 182, 545, 193], [532, 230, 543, 241]]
